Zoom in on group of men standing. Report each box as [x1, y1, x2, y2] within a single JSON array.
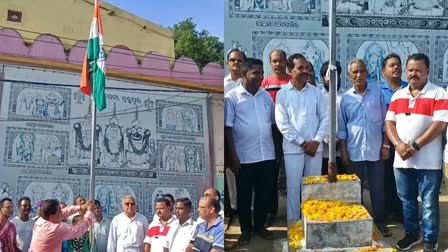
[[0, 187, 224, 252], [224, 48, 447, 252]]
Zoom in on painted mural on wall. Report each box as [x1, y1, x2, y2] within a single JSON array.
[[332, 0, 448, 29], [434, 36, 448, 84], [229, 0, 321, 19], [8, 83, 70, 124], [94, 180, 141, 218], [4, 127, 68, 169], [157, 100, 203, 137], [347, 34, 429, 88], [16, 176, 82, 214], [0, 66, 210, 221], [158, 140, 204, 176]]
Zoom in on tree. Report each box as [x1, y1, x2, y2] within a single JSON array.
[[171, 18, 224, 69]]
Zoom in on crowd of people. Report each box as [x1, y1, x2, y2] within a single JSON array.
[[224, 48, 448, 252], [0, 187, 224, 252]]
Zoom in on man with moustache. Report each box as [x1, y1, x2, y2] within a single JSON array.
[[225, 58, 277, 245], [386, 53, 447, 252], [275, 53, 328, 224], [261, 49, 291, 225], [144, 198, 176, 252], [379, 53, 407, 223], [0, 198, 19, 252], [11, 196, 34, 252], [224, 48, 246, 218], [338, 59, 389, 236]]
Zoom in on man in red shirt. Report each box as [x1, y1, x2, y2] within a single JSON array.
[[261, 49, 291, 226], [261, 49, 291, 102]]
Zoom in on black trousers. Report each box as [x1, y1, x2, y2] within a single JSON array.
[[384, 148, 402, 217], [238, 160, 276, 233]]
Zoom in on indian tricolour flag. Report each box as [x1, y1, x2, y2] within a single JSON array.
[[80, 0, 106, 111]]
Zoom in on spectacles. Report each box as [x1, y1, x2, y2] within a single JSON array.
[[2, 206, 14, 210], [124, 202, 136, 206], [228, 58, 242, 63]]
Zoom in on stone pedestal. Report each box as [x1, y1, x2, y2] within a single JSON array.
[[304, 212, 373, 249], [302, 180, 361, 203]]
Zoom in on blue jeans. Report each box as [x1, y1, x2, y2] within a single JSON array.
[[394, 168, 442, 242]]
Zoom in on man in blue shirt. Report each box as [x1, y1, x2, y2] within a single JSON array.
[[187, 197, 224, 252], [379, 53, 407, 224], [338, 59, 389, 237]]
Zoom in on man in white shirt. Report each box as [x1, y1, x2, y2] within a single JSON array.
[[275, 53, 329, 224], [165, 198, 196, 252], [93, 200, 109, 252], [107, 195, 149, 252], [225, 58, 278, 245], [224, 48, 247, 218], [10, 196, 34, 252], [144, 198, 176, 252]]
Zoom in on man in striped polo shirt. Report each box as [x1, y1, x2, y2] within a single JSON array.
[[385, 53, 448, 252]]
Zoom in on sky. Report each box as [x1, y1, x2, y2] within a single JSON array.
[[104, 0, 224, 41]]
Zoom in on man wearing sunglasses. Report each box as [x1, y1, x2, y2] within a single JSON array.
[[107, 196, 149, 252]]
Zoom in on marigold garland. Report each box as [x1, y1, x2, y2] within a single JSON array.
[[301, 200, 370, 222], [303, 174, 359, 184], [288, 221, 304, 250]]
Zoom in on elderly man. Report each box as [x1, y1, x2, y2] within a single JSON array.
[[93, 200, 109, 252], [187, 197, 224, 252], [338, 59, 389, 236], [11, 196, 34, 252], [276, 53, 328, 224], [29, 199, 94, 252], [108, 196, 149, 252], [225, 58, 278, 245], [0, 198, 19, 252], [380, 53, 408, 223], [165, 198, 197, 252], [386, 53, 448, 252]]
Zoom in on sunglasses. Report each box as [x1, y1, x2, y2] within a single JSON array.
[[124, 202, 136, 206], [228, 58, 242, 63]]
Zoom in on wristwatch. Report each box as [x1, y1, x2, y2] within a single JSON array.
[[382, 144, 390, 149], [412, 141, 421, 151]]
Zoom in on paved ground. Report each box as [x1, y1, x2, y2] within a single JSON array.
[[225, 180, 448, 251]]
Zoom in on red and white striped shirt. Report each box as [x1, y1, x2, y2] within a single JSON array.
[[385, 81, 448, 170]]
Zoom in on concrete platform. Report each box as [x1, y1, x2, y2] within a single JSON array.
[[225, 180, 448, 251]]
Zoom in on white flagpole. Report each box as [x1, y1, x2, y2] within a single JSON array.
[[328, 0, 338, 182], [89, 79, 97, 252]]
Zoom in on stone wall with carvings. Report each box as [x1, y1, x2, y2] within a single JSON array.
[[225, 0, 448, 89], [0, 65, 212, 219]]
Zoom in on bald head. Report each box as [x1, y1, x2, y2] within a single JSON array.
[[203, 187, 220, 202]]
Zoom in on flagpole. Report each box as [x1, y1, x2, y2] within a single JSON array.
[[89, 83, 97, 252], [327, 0, 338, 182]]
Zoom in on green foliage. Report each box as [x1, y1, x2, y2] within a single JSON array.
[[171, 18, 224, 69]]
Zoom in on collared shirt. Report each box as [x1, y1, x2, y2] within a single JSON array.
[[387, 81, 448, 169], [225, 85, 275, 164], [93, 218, 110, 252], [144, 216, 176, 251], [338, 83, 386, 161], [224, 74, 242, 96], [261, 74, 292, 102], [29, 206, 94, 252], [321, 87, 342, 158], [166, 218, 196, 252], [107, 212, 149, 252], [379, 80, 408, 108], [190, 216, 224, 252], [10, 216, 34, 252], [275, 82, 329, 154]]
